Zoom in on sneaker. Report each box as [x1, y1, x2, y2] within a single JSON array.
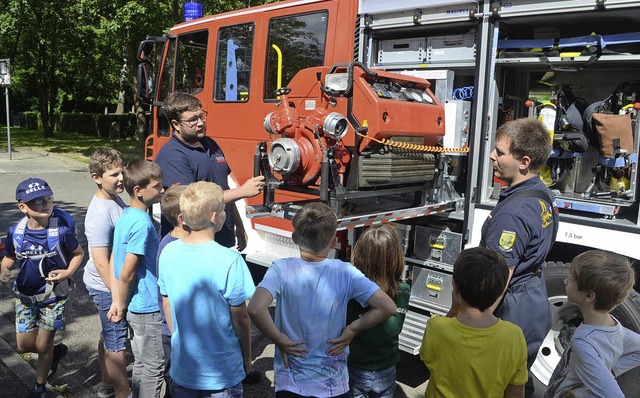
[[242, 370, 261, 384], [98, 385, 115, 398], [27, 384, 46, 398], [48, 343, 68, 378]]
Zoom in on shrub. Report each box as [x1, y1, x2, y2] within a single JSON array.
[[59, 112, 97, 135]]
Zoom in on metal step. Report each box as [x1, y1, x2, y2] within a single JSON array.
[[398, 309, 431, 355]]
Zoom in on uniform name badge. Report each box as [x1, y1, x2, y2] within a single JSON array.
[[499, 230, 516, 251]]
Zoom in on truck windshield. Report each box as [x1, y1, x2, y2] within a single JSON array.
[[264, 11, 328, 100]]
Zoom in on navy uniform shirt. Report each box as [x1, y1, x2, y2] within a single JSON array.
[[481, 176, 558, 283], [155, 135, 235, 247]]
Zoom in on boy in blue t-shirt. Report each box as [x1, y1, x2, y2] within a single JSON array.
[[158, 181, 256, 397], [155, 185, 189, 397], [108, 160, 165, 398], [248, 202, 396, 398], [1, 177, 84, 398]]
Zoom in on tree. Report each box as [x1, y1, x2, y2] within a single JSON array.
[[0, 0, 278, 138]]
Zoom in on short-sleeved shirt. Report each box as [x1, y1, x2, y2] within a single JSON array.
[[3, 214, 79, 297], [545, 317, 640, 398], [481, 176, 558, 281], [83, 195, 127, 292], [347, 282, 410, 371], [155, 135, 235, 247], [420, 316, 528, 398], [112, 207, 160, 313], [156, 233, 177, 336], [158, 239, 255, 390], [258, 257, 380, 398]]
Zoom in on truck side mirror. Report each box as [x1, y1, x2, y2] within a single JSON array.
[[137, 40, 156, 63], [137, 63, 154, 105]]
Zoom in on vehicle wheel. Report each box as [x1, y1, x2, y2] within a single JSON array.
[[531, 261, 640, 394]]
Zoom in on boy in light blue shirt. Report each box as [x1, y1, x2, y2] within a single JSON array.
[[158, 181, 255, 397], [248, 202, 396, 398], [108, 160, 165, 398]]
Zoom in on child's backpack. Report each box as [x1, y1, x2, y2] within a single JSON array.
[[11, 207, 76, 303]]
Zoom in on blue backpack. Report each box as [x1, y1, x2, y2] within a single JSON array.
[[11, 208, 75, 303]]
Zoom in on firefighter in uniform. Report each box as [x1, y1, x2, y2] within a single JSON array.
[[481, 118, 558, 397]]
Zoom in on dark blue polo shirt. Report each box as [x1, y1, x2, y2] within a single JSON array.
[[481, 176, 558, 282], [155, 135, 235, 247]]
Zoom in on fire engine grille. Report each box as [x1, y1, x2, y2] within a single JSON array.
[[357, 140, 436, 188]]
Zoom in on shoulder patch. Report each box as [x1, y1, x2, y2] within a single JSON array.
[[499, 231, 516, 250], [539, 200, 553, 228]]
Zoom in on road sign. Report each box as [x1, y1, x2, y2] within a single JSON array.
[[0, 59, 10, 86]]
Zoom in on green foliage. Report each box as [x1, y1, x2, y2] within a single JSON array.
[[58, 112, 137, 138], [0, 0, 279, 137], [59, 113, 97, 135], [17, 112, 40, 130], [96, 114, 137, 138], [0, 127, 141, 162]]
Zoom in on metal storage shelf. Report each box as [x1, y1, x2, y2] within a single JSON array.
[[372, 61, 476, 70], [496, 54, 640, 68]]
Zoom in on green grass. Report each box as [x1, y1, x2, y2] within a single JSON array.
[[0, 127, 143, 163]]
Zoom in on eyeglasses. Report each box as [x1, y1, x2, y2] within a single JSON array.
[[29, 196, 54, 206], [179, 111, 208, 128]]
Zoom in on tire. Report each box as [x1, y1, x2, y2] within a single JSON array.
[[531, 261, 640, 397]]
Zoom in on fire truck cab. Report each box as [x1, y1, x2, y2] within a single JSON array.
[[137, 0, 640, 391]]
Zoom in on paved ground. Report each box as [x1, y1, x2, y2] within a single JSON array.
[[0, 147, 430, 398]]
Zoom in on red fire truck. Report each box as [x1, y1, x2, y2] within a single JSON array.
[[137, 0, 640, 390]]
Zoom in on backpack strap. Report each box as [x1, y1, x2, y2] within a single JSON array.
[[10, 215, 71, 304]]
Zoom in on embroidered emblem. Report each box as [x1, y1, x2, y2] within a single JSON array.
[[540, 200, 553, 228], [499, 231, 516, 250]]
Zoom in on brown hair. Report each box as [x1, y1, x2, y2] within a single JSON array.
[[292, 202, 337, 255], [571, 250, 635, 311], [495, 118, 551, 171], [161, 185, 187, 228], [123, 160, 163, 196], [352, 224, 405, 300], [89, 147, 123, 176], [164, 92, 202, 124]]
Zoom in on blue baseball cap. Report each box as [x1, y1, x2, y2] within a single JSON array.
[[16, 178, 54, 202]]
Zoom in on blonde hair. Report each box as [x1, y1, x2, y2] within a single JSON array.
[[180, 182, 224, 231], [571, 250, 635, 311], [161, 185, 187, 228], [352, 224, 405, 300]]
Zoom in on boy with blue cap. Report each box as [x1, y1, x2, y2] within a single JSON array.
[[0, 177, 84, 398]]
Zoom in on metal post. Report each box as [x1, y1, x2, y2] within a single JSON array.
[[4, 86, 10, 160]]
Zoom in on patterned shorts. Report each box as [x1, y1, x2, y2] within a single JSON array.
[[15, 298, 67, 333]]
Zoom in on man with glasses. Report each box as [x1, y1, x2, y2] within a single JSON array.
[[155, 92, 265, 250]]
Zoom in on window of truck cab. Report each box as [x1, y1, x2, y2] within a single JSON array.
[[264, 10, 328, 100], [157, 30, 208, 136], [214, 23, 255, 102], [159, 30, 208, 101]]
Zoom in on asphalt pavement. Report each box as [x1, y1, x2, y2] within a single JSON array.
[[0, 147, 429, 398]]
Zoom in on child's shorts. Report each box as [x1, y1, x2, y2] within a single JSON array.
[[87, 287, 128, 352], [15, 298, 67, 333]]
